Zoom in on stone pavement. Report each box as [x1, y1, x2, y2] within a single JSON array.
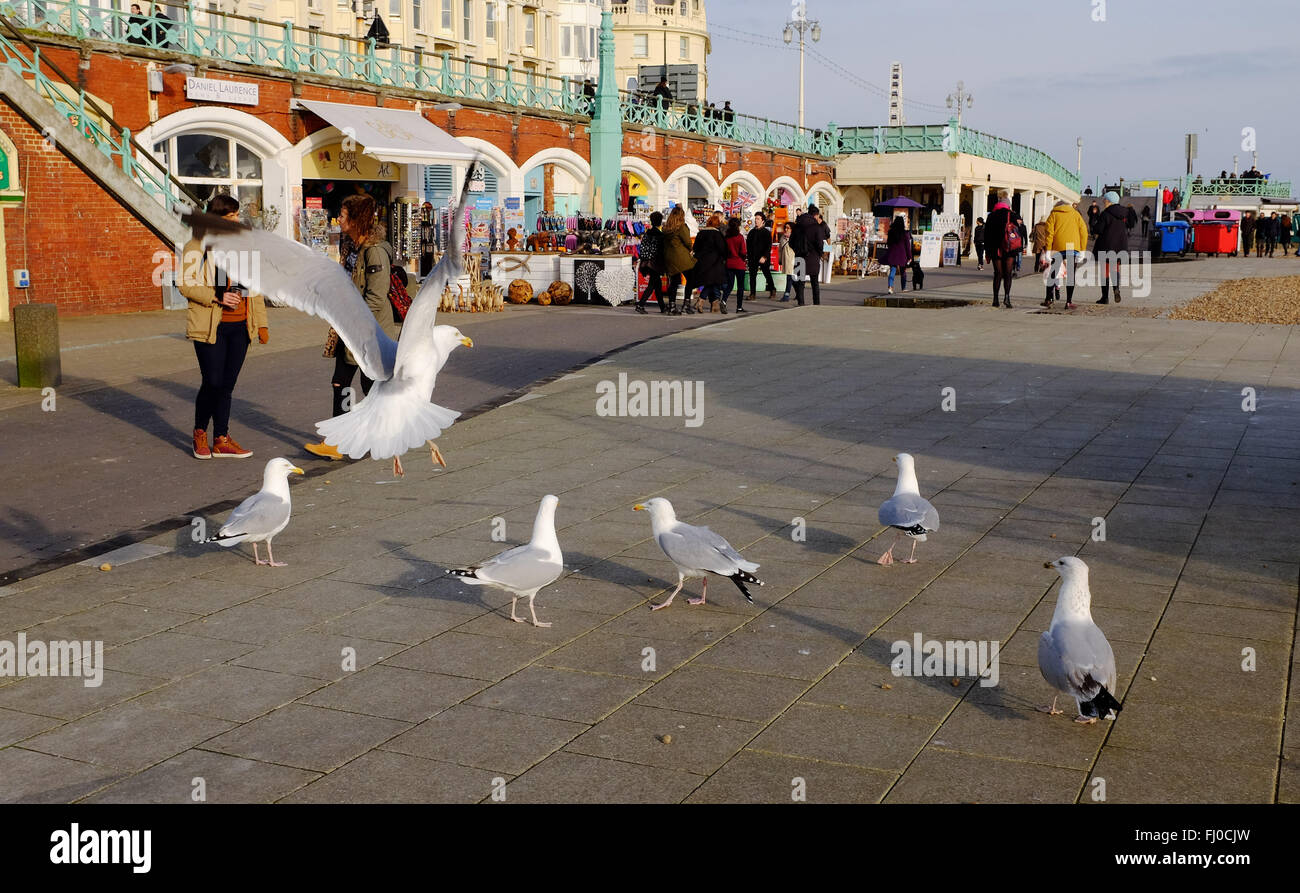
[[0, 304, 1297, 803]]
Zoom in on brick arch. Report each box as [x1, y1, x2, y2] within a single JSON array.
[[455, 136, 523, 196], [665, 163, 719, 206], [719, 170, 764, 213], [765, 175, 805, 210], [620, 156, 664, 208]]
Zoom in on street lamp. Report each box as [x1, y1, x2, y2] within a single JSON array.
[[1076, 136, 1083, 180], [945, 80, 973, 126], [662, 19, 668, 83], [783, 1, 820, 131]]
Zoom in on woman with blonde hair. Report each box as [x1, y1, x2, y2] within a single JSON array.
[[660, 205, 695, 315], [305, 192, 399, 459]]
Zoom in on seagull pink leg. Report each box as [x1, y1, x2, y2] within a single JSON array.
[[1037, 696, 1063, 716], [393, 455, 404, 477], [651, 575, 685, 610], [687, 576, 707, 606], [265, 540, 287, 568], [903, 538, 919, 564], [429, 441, 447, 468], [877, 532, 901, 566], [528, 594, 551, 628], [253, 543, 266, 566]]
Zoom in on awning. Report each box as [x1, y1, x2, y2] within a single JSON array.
[[292, 99, 476, 166]]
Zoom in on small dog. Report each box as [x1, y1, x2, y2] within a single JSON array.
[[909, 260, 924, 290]]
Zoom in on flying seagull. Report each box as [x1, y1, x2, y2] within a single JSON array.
[[1038, 556, 1123, 724], [447, 495, 563, 627], [183, 162, 480, 477], [633, 497, 762, 610], [876, 452, 939, 565], [206, 457, 303, 566]]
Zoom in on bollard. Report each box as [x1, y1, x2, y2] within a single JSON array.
[[13, 303, 62, 389]]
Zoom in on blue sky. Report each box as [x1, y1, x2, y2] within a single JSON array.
[[702, 0, 1298, 191]]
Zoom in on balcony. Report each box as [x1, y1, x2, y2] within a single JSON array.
[[1188, 178, 1292, 198]]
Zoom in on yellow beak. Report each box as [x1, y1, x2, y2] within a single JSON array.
[[291, 466, 305, 475], [633, 504, 645, 511], [460, 336, 474, 348]]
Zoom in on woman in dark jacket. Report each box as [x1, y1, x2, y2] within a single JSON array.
[[883, 216, 912, 294], [661, 206, 695, 315], [972, 217, 985, 269], [1090, 192, 1129, 304], [722, 217, 748, 312], [981, 194, 1021, 308], [689, 212, 728, 314]]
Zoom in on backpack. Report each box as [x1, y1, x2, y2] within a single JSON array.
[[368, 244, 411, 322], [1003, 212, 1023, 253], [639, 228, 663, 272]]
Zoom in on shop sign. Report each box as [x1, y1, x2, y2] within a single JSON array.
[[185, 77, 259, 106]]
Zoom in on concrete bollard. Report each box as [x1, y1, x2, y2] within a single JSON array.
[[13, 303, 62, 389]]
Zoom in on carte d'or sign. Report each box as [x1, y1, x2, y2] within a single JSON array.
[[301, 143, 400, 181]]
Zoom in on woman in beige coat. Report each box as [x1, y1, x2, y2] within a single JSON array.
[[179, 194, 269, 460], [305, 193, 399, 460]]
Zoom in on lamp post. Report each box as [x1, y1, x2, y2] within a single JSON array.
[[1076, 136, 1082, 181], [945, 80, 973, 127], [783, 1, 820, 131], [663, 19, 668, 83]]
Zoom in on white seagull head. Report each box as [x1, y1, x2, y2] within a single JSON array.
[[433, 325, 474, 355], [262, 457, 305, 487], [1045, 556, 1092, 617], [891, 452, 920, 495], [633, 497, 677, 526]]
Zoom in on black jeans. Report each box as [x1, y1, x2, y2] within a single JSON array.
[[639, 270, 665, 310], [194, 321, 250, 438], [723, 269, 746, 307], [331, 352, 374, 417], [976, 246, 985, 265], [748, 257, 775, 294]]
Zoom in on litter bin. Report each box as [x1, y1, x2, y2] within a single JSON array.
[[1192, 220, 1238, 256], [1150, 220, 1192, 257], [941, 232, 960, 267]]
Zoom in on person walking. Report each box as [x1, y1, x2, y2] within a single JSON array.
[[722, 217, 749, 312], [661, 206, 695, 315], [778, 222, 795, 302], [1124, 203, 1138, 244], [180, 194, 269, 460], [305, 194, 399, 459], [982, 192, 1021, 308], [127, 3, 149, 44], [1091, 191, 1128, 304], [1087, 202, 1100, 232], [1266, 213, 1280, 257], [690, 212, 728, 313], [972, 217, 986, 270], [1140, 204, 1151, 238], [1013, 216, 1028, 274], [652, 77, 673, 107], [635, 210, 667, 314], [1242, 211, 1256, 257], [883, 215, 912, 294], [1281, 213, 1293, 256], [746, 211, 776, 299], [791, 203, 829, 305], [1042, 199, 1088, 309], [1031, 215, 1050, 305]]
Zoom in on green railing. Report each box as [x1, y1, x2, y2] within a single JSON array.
[[1188, 178, 1292, 198], [620, 91, 835, 155], [837, 122, 1081, 193], [0, 15, 198, 214]]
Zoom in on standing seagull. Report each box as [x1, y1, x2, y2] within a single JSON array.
[[876, 452, 939, 565], [447, 495, 563, 628], [207, 457, 304, 566], [1038, 556, 1123, 724], [634, 498, 763, 610], [183, 162, 480, 477]]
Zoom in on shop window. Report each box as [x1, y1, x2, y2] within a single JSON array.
[[153, 132, 266, 226]]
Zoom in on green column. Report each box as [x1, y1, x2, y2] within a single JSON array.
[[588, 10, 622, 218]]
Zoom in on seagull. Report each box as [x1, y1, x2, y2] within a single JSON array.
[[183, 162, 480, 477], [206, 457, 303, 566], [633, 497, 762, 610], [876, 452, 939, 565], [447, 495, 563, 627], [1038, 556, 1123, 724]]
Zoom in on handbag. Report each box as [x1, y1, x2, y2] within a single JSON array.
[[1004, 212, 1024, 253]]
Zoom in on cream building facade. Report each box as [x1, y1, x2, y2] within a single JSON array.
[[609, 0, 710, 101]]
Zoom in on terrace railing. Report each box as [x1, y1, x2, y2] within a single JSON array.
[[620, 91, 835, 155], [1188, 178, 1292, 198]]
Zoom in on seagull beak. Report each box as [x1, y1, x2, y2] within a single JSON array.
[[633, 504, 645, 511], [459, 336, 474, 348], [1043, 561, 1054, 569], [291, 466, 305, 475]]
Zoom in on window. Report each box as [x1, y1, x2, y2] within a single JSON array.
[[680, 0, 687, 16], [633, 33, 647, 57], [153, 133, 265, 226], [679, 35, 688, 58], [390, 0, 400, 16], [308, 25, 322, 68], [561, 25, 570, 56], [485, 1, 495, 39], [412, 0, 422, 29], [441, 0, 451, 29], [463, 0, 471, 38], [634, 0, 646, 11], [524, 10, 534, 47], [588, 26, 595, 58], [308, 0, 319, 10]]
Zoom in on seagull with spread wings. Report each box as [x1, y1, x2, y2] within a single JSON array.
[[182, 163, 479, 477]]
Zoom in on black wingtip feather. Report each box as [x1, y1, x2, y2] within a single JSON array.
[[181, 210, 251, 238], [730, 571, 763, 603], [446, 568, 479, 578], [1086, 685, 1123, 718]]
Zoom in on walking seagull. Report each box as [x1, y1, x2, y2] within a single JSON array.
[[183, 163, 480, 477], [206, 457, 303, 566], [876, 452, 939, 565], [633, 498, 763, 610], [447, 495, 563, 627], [1038, 556, 1123, 724]]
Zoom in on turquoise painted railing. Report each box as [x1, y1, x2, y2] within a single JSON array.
[[837, 123, 1081, 193], [0, 19, 196, 213], [620, 91, 835, 156], [1188, 178, 1292, 198]]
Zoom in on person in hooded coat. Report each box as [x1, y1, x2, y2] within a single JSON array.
[[1090, 191, 1129, 304]]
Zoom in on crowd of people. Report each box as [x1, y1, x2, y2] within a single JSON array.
[[1241, 211, 1295, 257]]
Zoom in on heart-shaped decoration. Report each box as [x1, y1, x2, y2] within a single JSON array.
[[595, 266, 636, 306]]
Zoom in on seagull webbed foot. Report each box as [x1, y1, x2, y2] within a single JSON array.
[[1073, 715, 1098, 724], [392, 455, 404, 477], [429, 442, 447, 469]]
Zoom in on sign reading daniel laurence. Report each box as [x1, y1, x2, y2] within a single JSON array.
[[185, 77, 259, 106]]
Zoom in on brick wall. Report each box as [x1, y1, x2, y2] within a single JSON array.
[[1, 101, 168, 317]]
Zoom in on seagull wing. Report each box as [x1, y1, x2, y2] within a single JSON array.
[[658, 524, 757, 576], [878, 493, 939, 532], [468, 543, 563, 593], [183, 212, 396, 382], [217, 491, 289, 543], [1038, 622, 1116, 700]]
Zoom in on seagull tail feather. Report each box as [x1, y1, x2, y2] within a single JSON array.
[[314, 388, 460, 461], [1085, 684, 1123, 719], [729, 569, 763, 603], [202, 532, 245, 547], [446, 567, 486, 586]]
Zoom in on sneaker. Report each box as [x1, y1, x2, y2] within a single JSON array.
[[193, 429, 212, 460], [1096, 297, 1110, 305], [888, 287, 894, 294], [720, 304, 729, 314], [670, 308, 682, 316], [304, 441, 344, 460], [737, 307, 748, 313], [1065, 302, 1076, 310], [212, 435, 252, 458], [635, 305, 648, 314], [1040, 299, 1053, 308]]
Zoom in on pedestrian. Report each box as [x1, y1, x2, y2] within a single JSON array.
[[1265, 213, 1279, 257], [1091, 191, 1128, 304], [973, 217, 985, 269], [722, 217, 749, 312], [1125, 203, 1138, 242], [690, 212, 728, 313], [635, 210, 666, 314], [778, 222, 795, 302], [1140, 204, 1151, 238], [981, 191, 1021, 308], [1031, 215, 1049, 288], [652, 77, 673, 107], [791, 203, 829, 305], [1013, 216, 1028, 273], [1042, 199, 1089, 309], [152, 4, 177, 51], [883, 215, 912, 294], [661, 205, 694, 315], [180, 194, 269, 460], [1087, 202, 1099, 232], [304, 193, 399, 459], [1281, 214, 1293, 256], [418, 202, 435, 278], [1242, 211, 1256, 256], [127, 3, 148, 44], [746, 211, 776, 299]]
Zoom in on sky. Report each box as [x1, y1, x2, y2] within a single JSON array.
[[701, 0, 1298, 192]]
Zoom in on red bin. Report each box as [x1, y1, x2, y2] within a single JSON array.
[[1191, 220, 1239, 256]]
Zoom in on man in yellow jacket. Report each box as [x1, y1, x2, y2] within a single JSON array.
[[1041, 200, 1090, 309], [178, 194, 269, 459]]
